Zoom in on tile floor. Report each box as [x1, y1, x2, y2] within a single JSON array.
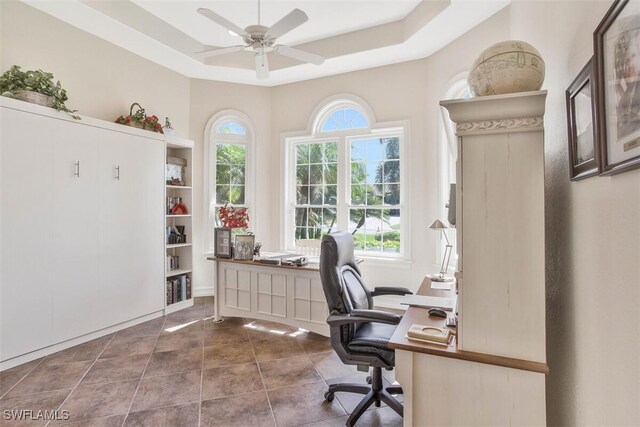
[[0, 297, 403, 427]]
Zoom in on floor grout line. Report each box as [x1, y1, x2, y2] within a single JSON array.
[[5, 299, 366, 427], [119, 316, 167, 427], [44, 332, 119, 427], [247, 320, 279, 427], [0, 355, 48, 400], [197, 303, 205, 427]]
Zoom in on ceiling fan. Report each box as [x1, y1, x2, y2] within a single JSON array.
[[196, 1, 325, 79]]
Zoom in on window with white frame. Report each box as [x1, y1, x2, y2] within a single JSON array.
[[437, 75, 469, 269], [204, 112, 254, 253], [285, 96, 408, 258]]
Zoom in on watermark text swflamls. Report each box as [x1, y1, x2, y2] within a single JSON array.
[[3, 409, 70, 421]]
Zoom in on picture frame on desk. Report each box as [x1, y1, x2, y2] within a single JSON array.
[[214, 227, 232, 258], [566, 58, 598, 181], [594, 0, 640, 175], [234, 234, 255, 261]]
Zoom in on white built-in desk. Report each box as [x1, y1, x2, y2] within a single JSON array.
[[390, 90, 549, 425], [207, 257, 330, 336]]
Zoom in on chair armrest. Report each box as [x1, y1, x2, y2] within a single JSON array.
[[371, 286, 413, 297], [327, 309, 401, 326]]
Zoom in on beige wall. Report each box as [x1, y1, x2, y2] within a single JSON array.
[[188, 79, 271, 294], [0, 0, 191, 136], [269, 8, 511, 289], [510, 1, 640, 425]]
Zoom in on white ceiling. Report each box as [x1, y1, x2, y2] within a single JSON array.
[[21, 0, 510, 87], [134, 0, 423, 46]]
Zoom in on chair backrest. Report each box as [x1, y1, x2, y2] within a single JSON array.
[[320, 231, 372, 316]]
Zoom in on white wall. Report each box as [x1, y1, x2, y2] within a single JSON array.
[[188, 79, 271, 295], [509, 1, 640, 425], [270, 8, 510, 291], [0, 0, 191, 136]]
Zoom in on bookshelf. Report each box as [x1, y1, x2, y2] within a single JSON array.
[[165, 136, 194, 314]]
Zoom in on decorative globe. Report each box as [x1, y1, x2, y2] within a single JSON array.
[[468, 40, 545, 97]]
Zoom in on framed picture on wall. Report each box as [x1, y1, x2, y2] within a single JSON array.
[[594, 0, 640, 175], [234, 234, 255, 261], [214, 227, 232, 258], [566, 58, 598, 180]]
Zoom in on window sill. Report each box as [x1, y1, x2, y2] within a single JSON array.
[[357, 255, 412, 269]]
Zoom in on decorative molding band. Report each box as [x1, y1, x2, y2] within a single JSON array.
[[456, 116, 544, 135]]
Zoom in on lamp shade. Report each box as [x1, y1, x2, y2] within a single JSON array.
[[428, 219, 448, 230]]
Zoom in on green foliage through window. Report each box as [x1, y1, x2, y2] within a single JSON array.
[[295, 142, 337, 239], [215, 143, 246, 205]]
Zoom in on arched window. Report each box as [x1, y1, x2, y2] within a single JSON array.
[[437, 74, 469, 272], [319, 108, 369, 131], [203, 111, 255, 253], [284, 95, 409, 259]]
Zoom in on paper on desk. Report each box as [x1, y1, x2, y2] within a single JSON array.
[[399, 295, 455, 311]]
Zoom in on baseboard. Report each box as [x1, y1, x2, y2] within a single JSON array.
[[192, 286, 214, 297], [0, 311, 164, 371]]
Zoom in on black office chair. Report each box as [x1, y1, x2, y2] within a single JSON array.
[[319, 231, 413, 426]]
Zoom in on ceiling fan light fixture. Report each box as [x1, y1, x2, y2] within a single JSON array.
[[196, 5, 325, 80]]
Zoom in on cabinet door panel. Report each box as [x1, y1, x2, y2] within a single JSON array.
[[128, 137, 164, 317], [0, 108, 54, 360], [51, 121, 100, 342], [98, 132, 163, 327]]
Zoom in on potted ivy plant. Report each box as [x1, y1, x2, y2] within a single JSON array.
[[0, 65, 79, 119]]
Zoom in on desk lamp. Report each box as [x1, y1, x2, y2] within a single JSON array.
[[429, 219, 454, 282]]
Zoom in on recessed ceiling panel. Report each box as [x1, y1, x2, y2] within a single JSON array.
[[133, 0, 421, 46]]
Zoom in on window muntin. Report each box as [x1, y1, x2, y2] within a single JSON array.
[[215, 120, 246, 135], [348, 136, 401, 254], [294, 142, 338, 239], [320, 108, 369, 132]]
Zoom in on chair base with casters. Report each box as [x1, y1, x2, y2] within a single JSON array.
[[324, 366, 403, 427]]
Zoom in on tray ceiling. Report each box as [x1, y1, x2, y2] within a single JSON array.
[[21, 0, 510, 87]]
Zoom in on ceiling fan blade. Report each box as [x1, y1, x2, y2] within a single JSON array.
[[267, 9, 308, 38], [194, 45, 246, 58], [197, 8, 247, 37], [255, 51, 270, 80], [273, 45, 325, 65]]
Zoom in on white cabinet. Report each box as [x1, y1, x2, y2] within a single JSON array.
[[1, 108, 55, 360], [0, 98, 165, 363], [98, 132, 164, 326], [442, 91, 547, 363], [51, 120, 100, 342]]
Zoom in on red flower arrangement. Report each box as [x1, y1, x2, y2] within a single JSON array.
[[218, 203, 249, 229], [115, 102, 164, 134]]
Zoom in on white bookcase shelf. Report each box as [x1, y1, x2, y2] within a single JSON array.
[[165, 136, 194, 312], [166, 269, 193, 278], [166, 243, 192, 249]]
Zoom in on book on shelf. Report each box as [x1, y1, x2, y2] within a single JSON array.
[[181, 275, 187, 302], [166, 255, 180, 271], [166, 274, 192, 305]]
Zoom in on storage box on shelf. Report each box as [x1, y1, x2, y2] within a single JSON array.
[[164, 136, 194, 314]]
